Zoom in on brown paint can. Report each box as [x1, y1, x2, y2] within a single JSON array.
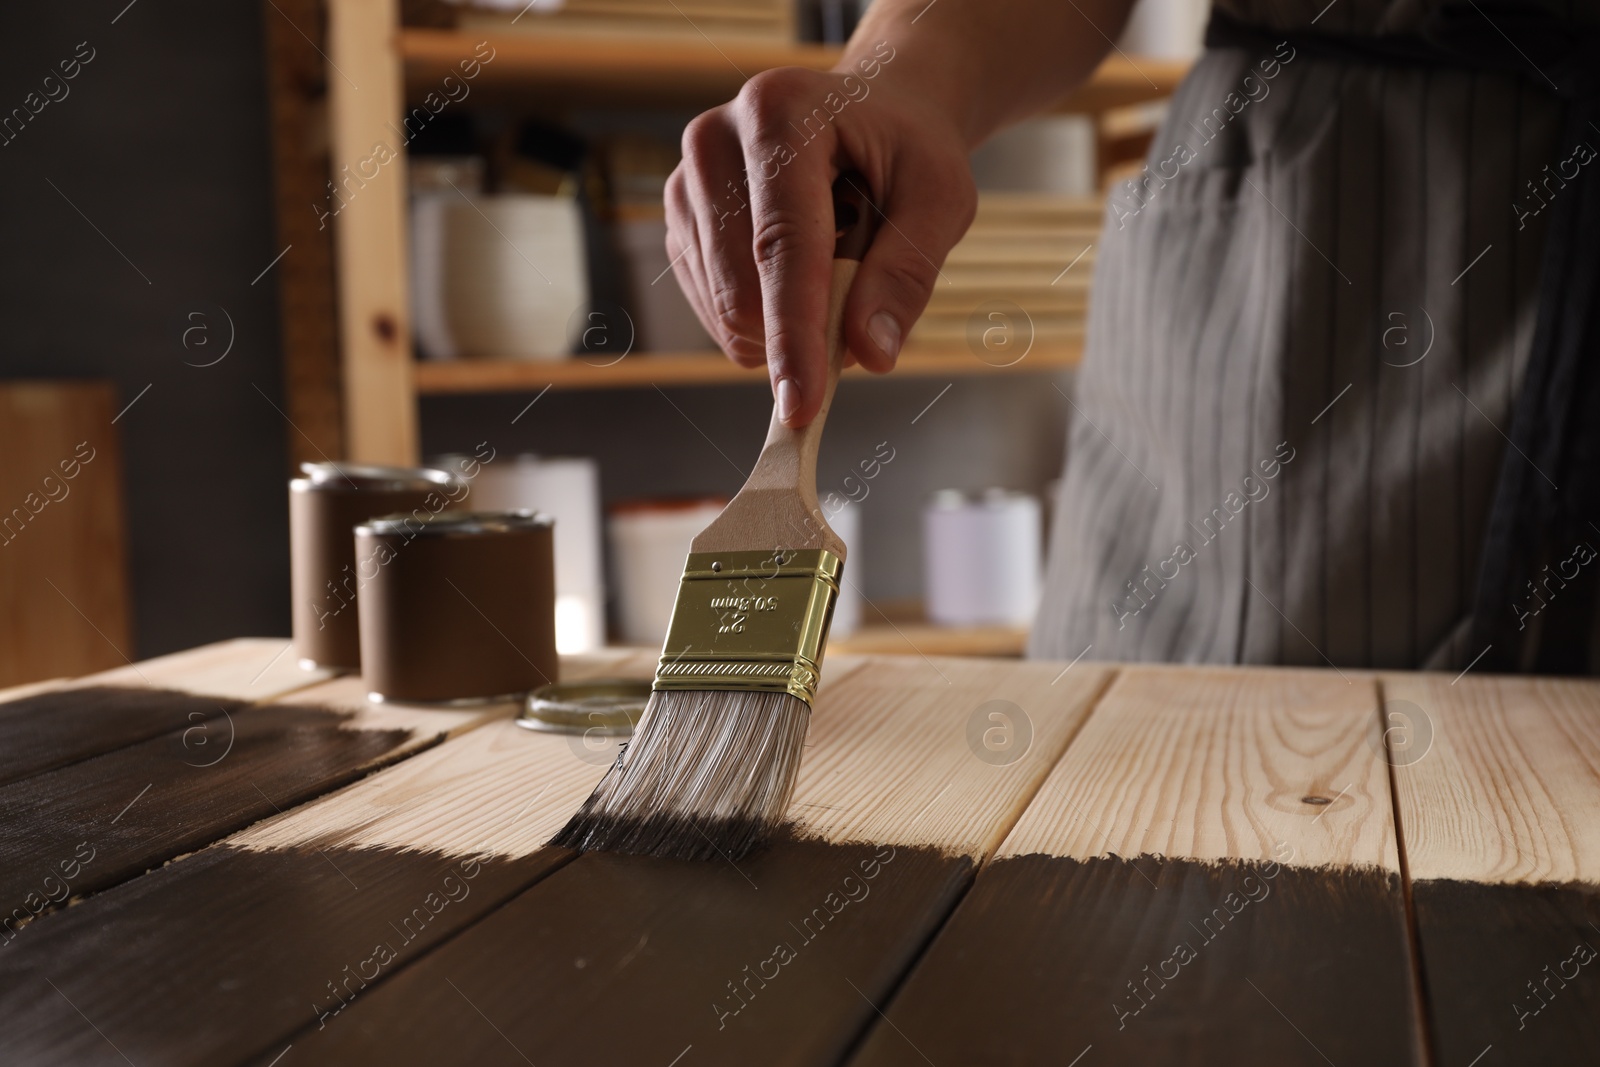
[[354, 510, 558, 704], [289, 463, 465, 671]]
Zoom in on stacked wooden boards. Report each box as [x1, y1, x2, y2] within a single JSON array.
[[910, 193, 1100, 358], [456, 0, 794, 45], [1, 642, 1597, 1065]]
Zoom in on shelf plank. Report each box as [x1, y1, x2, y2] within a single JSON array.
[[413, 341, 1080, 394], [401, 30, 1187, 112]]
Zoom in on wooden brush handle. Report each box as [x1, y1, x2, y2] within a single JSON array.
[[691, 174, 879, 558]]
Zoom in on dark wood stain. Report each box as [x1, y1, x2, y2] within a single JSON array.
[[1413, 877, 1600, 1065], [0, 686, 249, 787], [263, 834, 971, 1067], [0, 703, 416, 937], [0, 844, 570, 1066], [848, 854, 1421, 1067]]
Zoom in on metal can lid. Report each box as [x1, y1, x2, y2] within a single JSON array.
[[292, 462, 462, 494], [517, 679, 652, 736], [355, 509, 553, 538]]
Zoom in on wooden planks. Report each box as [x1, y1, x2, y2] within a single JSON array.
[[248, 656, 1114, 1065], [851, 667, 1421, 1066], [1385, 673, 1600, 1065], [0, 381, 132, 687], [0, 713, 622, 1065], [0, 639, 332, 787], [0, 639, 627, 946]]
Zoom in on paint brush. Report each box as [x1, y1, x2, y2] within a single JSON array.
[[553, 173, 879, 861]]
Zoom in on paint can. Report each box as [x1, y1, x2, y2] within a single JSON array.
[[923, 489, 1042, 626], [289, 463, 465, 672], [355, 510, 558, 704]]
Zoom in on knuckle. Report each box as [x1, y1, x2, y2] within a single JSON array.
[[680, 111, 727, 160], [736, 67, 812, 127], [708, 277, 758, 339], [875, 254, 940, 309], [750, 212, 812, 271]]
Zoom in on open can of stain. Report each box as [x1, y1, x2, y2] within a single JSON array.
[[354, 509, 558, 704], [290, 462, 465, 671]]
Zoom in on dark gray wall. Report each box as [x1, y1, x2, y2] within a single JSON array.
[[0, 1, 291, 656]]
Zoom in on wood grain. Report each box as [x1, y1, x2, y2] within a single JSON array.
[[0, 381, 131, 687], [1384, 673, 1600, 885], [0, 640, 333, 787], [0, 651, 655, 1065], [327, 0, 417, 464], [0, 671, 535, 938], [1385, 673, 1600, 1065], [261, 0, 346, 466], [999, 666, 1398, 868], [253, 656, 1114, 1065], [849, 667, 1422, 1066]]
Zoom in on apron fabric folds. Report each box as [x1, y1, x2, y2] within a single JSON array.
[[1030, 0, 1597, 670]]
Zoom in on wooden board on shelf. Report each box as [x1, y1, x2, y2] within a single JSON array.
[[401, 30, 1188, 113], [413, 341, 1081, 394]]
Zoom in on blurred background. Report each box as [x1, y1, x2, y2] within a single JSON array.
[[0, 0, 1204, 686]]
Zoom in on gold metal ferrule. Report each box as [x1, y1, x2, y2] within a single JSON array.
[[652, 549, 843, 706]]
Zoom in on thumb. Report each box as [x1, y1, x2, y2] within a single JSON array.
[[841, 161, 976, 372]]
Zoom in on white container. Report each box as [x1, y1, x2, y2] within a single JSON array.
[[410, 157, 485, 361], [923, 489, 1042, 627], [607, 498, 728, 647], [614, 215, 712, 352], [827, 501, 862, 638], [454, 454, 606, 655], [442, 194, 587, 360]]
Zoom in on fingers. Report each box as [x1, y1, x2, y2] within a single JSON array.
[[680, 112, 767, 367], [735, 69, 840, 427], [666, 121, 767, 368], [840, 140, 976, 374]]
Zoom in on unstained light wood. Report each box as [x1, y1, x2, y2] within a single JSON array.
[[398, 30, 1189, 115], [1385, 672, 1600, 885], [327, 0, 418, 464], [1000, 666, 1399, 868], [411, 340, 1083, 394]]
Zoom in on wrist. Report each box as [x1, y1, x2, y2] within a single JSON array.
[[832, 31, 988, 148]]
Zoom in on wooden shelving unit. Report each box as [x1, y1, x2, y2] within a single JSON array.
[[322, 1, 1184, 462], [307, 1, 1184, 656], [399, 30, 1190, 113], [414, 340, 1081, 395]]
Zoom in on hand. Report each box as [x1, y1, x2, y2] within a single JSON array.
[[664, 56, 977, 427]]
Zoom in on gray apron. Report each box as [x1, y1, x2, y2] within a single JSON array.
[[1030, 0, 1597, 670]]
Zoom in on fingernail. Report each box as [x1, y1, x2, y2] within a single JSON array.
[[776, 376, 800, 423], [867, 312, 902, 362]]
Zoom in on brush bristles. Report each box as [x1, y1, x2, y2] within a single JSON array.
[[551, 688, 810, 862]]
